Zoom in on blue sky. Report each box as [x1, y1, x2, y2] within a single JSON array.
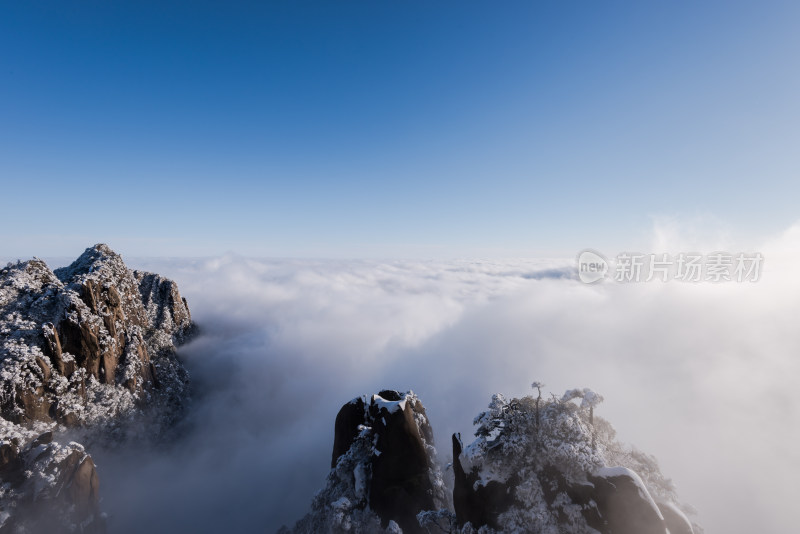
[[2, 1, 799, 258]]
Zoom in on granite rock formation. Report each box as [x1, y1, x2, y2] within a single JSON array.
[[0, 421, 103, 533], [447, 389, 700, 534], [287, 390, 448, 534], [290, 388, 702, 534], [0, 244, 194, 532]]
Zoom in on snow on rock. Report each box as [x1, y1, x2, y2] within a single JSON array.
[[657, 499, 695, 534], [0, 244, 194, 533], [449, 386, 702, 534], [0, 421, 102, 533], [592, 465, 664, 520], [285, 390, 448, 534], [371, 393, 407, 414], [288, 384, 702, 534], [1, 244, 193, 429], [586, 466, 665, 534]]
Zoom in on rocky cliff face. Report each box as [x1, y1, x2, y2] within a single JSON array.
[[0, 244, 194, 532], [290, 387, 701, 534], [0, 420, 102, 533], [287, 390, 448, 534]]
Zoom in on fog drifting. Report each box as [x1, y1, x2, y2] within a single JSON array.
[[90, 223, 800, 534]]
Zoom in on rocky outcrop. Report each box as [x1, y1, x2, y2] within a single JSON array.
[[451, 456, 674, 534], [0, 244, 193, 426], [365, 391, 438, 533], [134, 271, 192, 348], [447, 390, 698, 534], [452, 433, 516, 530], [0, 244, 194, 533], [584, 467, 667, 534], [657, 500, 696, 534], [0, 422, 104, 532], [293, 387, 701, 534], [287, 390, 448, 534]]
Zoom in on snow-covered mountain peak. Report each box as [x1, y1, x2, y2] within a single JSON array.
[[0, 245, 195, 532]]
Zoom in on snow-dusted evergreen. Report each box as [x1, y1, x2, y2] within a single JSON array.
[[450, 383, 701, 534]]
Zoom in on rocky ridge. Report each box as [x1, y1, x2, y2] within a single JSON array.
[[0, 244, 194, 532]]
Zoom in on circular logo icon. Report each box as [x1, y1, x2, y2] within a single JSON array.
[[576, 249, 608, 284]]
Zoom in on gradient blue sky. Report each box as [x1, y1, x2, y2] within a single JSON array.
[[2, 1, 799, 258]]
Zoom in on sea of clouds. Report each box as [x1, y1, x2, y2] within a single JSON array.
[[81, 222, 800, 534]]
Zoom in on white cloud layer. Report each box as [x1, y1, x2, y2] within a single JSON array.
[[87, 223, 800, 533]]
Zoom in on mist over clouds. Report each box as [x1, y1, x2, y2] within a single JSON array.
[[89, 224, 800, 534]]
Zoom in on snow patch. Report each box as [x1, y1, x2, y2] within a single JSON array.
[[371, 393, 407, 414]]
